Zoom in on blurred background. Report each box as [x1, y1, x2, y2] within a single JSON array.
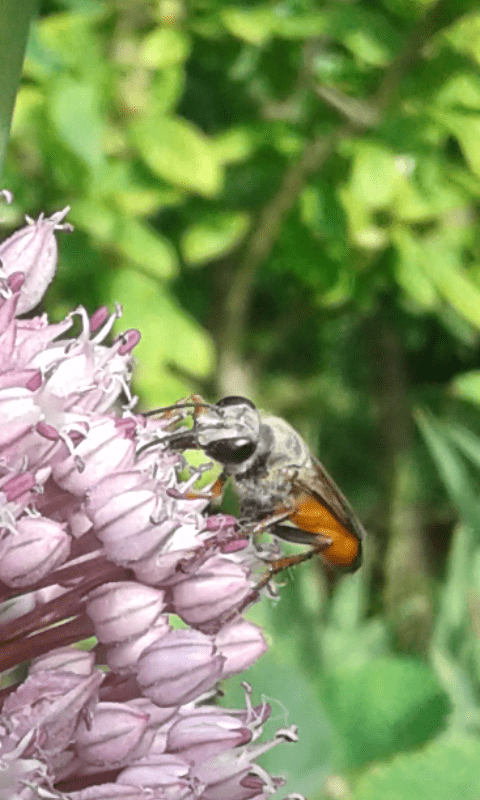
[[4, 0, 480, 796]]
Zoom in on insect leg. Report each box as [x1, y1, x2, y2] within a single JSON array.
[[256, 533, 332, 586], [183, 471, 227, 502], [240, 507, 293, 536]]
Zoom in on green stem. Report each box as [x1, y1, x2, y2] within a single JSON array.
[[0, 0, 37, 178]]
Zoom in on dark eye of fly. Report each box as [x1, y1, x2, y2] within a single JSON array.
[[216, 395, 256, 411], [205, 439, 256, 464]]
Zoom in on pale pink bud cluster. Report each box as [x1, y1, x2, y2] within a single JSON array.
[[0, 196, 302, 800]]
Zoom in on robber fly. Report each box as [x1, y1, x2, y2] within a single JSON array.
[[147, 395, 365, 581]]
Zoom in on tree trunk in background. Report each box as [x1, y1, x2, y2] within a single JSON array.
[[372, 316, 433, 652]]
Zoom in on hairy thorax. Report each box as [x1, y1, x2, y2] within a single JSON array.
[[232, 414, 312, 514]]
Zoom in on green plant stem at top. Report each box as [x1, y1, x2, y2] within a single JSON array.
[[0, 0, 37, 178]]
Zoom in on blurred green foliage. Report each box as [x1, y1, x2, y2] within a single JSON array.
[[4, 0, 480, 796]]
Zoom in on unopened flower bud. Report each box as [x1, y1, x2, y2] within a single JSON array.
[[172, 555, 252, 628], [68, 785, 151, 800], [106, 618, 171, 674], [75, 701, 150, 767], [86, 582, 166, 645], [86, 475, 176, 565], [0, 387, 42, 447], [131, 521, 205, 585], [126, 698, 177, 758], [52, 417, 136, 495], [0, 207, 71, 314], [215, 619, 267, 677], [167, 710, 251, 765], [117, 754, 190, 792], [136, 629, 224, 707], [30, 646, 95, 676], [0, 515, 71, 588], [192, 725, 298, 800], [2, 670, 104, 757]]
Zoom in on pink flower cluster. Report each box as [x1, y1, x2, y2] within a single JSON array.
[[0, 195, 302, 800]]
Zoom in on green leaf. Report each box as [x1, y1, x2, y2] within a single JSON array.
[[415, 410, 480, 534], [338, 183, 387, 250], [348, 142, 402, 208], [325, 657, 450, 768], [419, 237, 480, 328], [139, 28, 190, 69], [326, 5, 400, 66], [435, 73, 480, 110], [435, 109, 480, 177], [151, 66, 185, 115], [70, 202, 178, 279], [451, 370, 480, 405], [431, 523, 479, 719], [181, 212, 250, 265], [442, 421, 480, 472], [351, 734, 480, 800], [109, 269, 214, 406], [35, 12, 100, 69], [392, 228, 439, 310], [393, 157, 468, 223], [211, 127, 255, 164], [220, 7, 276, 45], [48, 78, 104, 167], [133, 115, 222, 198], [445, 10, 480, 66], [115, 219, 178, 279], [11, 86, 44, 137], [275, 14, 327, 39]]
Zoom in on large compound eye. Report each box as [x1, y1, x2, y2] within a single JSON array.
[[205, 438, 256, 464], [216, 395, 256, 411]]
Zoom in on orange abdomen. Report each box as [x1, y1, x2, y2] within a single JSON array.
[[290, 495, 360, 569]]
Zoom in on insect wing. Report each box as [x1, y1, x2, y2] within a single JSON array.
[[293, 456, 366, 542]]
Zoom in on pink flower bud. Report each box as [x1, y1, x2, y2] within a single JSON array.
[[136, 629, 225, 707], [101, 502, 179, 566], [68, 785, 153, 800], [86, 582, 166, 645], [172, 555, 252, 628], [75, 701, 150, 767], [131, 522, 205, 585], [0, 515, 71, 588], [0, 207, 71, 314], [127, 698, 177, 728], [85, 470, 146, 515], [0, 387, 42, 447], [52, 417, 136, 495], [192, 725, 299, 800], [2, 670, 103, 758], [106, 618, 171, 674], [167, 710, 251, 765], [125, 698, 178, 759], [215, 619, 267, 678], [117, 754, 190, 791], [29, 646, 95, 676]]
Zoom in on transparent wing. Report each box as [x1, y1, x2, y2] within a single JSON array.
[[292, 456, 366, 541]]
